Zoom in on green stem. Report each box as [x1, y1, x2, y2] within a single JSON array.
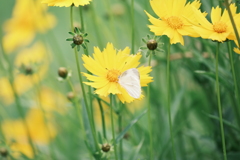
[[118, 113, 123, 160], [97, 98, 107, 139], [67, 78, 84, 129], [147, 53, 153, 159], [104, 0, 117, 45], [70, 6, 74, 31], [166, 42, 176, 160], [89, 3, 104, 49], [131, 0, 135, 54], [79, 6, 85, 32], [215, 42, 227, 160], [70, 6, 99, 152], [110, 94, 118, 160], [78, 6, 95, 136], [227, 41, 240, 127]]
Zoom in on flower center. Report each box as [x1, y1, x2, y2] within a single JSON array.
[[165, 16, 184, 29], [106, 69, 121, 82], [213, 21, 227, 33]]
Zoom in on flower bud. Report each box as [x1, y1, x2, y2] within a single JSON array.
[[58, 67, 68, 79], [101, 143, 111, 152], [147, 39, 158, 50], [0, 148, 8, 157], [73, 35, 83, 45], [67, 92, 75, 101], [25, 66, 33, 75]]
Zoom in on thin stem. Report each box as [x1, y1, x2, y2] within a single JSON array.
[[67, 78, 84, 129], [79, 6, 85, 32], [118, 113, 123, 160], [215, 42, 227, 160], [104, 0, 117, 44], [131, 0, 135, 54], [166, 41, 176, 160], [97, 98, 107, 139], [89, 3, 104, 49], [78, 5, 95, 134], [147, 53, 153, 159], [227, 41, 240, 127], [70, 6, 74, 31], [70, 6, 99, 152], [110, 94, 118, 160]]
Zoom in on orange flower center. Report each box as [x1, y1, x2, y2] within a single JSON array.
[[106, 69, 121, 82], [213, 21, 227, 33], [166, 16, 184, 29]]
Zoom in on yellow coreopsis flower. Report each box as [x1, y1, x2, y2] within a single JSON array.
[[2, 108, 56, 158], [145, 0, 204, 45], [192, 4, 240, 42], [82, 43, 153, 103], [41, 0, 92, 7], [3, 0, 55, 53]]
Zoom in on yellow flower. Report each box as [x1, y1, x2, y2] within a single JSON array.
[[41, 0, 92, 7], [145, 0, 203, 45], [0, 42, 49, 105], [192, 4, 239, 42], [2, 108, 56, 158], [82, 43, 153, 103], [3, 0, 55, 53], [33, 87, 68, 113]]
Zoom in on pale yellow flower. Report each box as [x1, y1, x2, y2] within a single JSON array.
[[41, 0, 92, 7], [0, 42, 49, 105], [3, 0, 55, 53], [2, 108, 56, 158]]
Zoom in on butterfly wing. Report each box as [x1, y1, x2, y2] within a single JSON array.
[[119, 68, 141, 98]]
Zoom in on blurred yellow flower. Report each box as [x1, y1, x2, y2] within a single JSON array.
[[0, 42, 49, 105], [34, 87, 68, 113], [82, 43, 153, 103], [3, 0, 55, 53], [145, 0, 203, 45], [41, 0, 92, 7], [192, 4, 239, 42], [2, 108, 56, 158]]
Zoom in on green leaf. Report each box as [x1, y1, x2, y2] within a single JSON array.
[[66, 38, 73, 41], [68, 32, 75, 36], [203, 111, 240, 132], [82, 44, 86, 49], [115, 109, 147, 144], [83, 33, 88, 37], [71, 43, 76, 48], [142, 38, 147, 43], [139, 46, 147, 50], [128, 139, 144, 160], [84, 39, 90, 43]]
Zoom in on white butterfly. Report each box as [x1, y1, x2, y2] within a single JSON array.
[[118, 68, 141, 99]]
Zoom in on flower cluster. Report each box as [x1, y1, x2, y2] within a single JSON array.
[[145, 0, 240, 49]]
